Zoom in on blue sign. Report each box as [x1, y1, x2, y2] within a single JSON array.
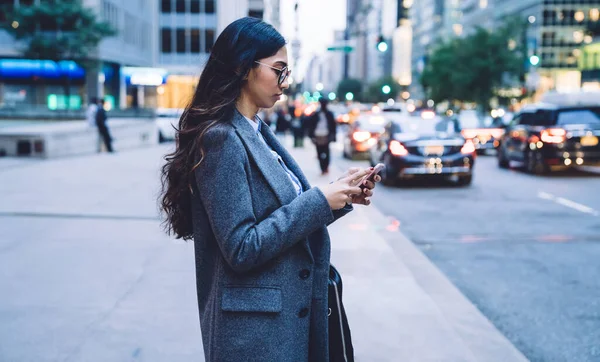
[[0, 59, 85, 80]]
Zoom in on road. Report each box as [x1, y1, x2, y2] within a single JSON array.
[[332, 141, 600, 362]]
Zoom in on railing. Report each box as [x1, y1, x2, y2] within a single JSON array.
[[0, 104, 156, 120]]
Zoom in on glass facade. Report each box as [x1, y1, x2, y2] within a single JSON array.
[[539, 1, 600, 69]]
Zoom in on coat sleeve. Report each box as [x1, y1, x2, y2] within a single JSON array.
[[195, 130, 335, 273]]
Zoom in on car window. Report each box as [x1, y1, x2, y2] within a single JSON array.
[[556, 108, 600, 125], [520, 113, 537, 126], [389, 122, 402, 133]]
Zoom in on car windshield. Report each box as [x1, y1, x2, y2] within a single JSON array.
[[395, 118, 449, 136], [355, 116, 386, 132], [556, 108, 600, 125]]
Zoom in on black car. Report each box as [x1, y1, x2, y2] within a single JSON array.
[[369, 118, 476, 186], [497, 103, 600, 174]]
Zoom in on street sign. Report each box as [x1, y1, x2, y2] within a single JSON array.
[[327, 45, 354, 53]]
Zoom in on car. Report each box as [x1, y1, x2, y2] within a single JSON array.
[[155, 108, 183, 142], [456, 110, 505, 155], [342, 113, 386, 159], [369, 116, 476, 186], [497, 100, 600, 174]]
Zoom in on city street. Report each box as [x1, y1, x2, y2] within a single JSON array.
[[333, 143, 600, 362]]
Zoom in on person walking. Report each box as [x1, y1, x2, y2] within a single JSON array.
[[308, 98, 337, 175], [95, 98, 114, 153], [159, 17, 380, 362], [86, 97, 98, 128]]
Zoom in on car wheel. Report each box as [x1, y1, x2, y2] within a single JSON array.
[[457, 174, 472, 186], [526, 150, 548, 175], [497, 147, 509, 169]]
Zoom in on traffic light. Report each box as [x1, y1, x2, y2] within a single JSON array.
[[529, 55, 540, 66], [377, 35, 388, 52]]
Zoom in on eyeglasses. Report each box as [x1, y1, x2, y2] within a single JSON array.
[[254, 61, 291, 86]]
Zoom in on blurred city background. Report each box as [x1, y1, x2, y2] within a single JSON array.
[[1, 0, 600, 361]]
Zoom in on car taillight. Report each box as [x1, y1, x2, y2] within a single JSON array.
[[461, 129, 479, 139], [540, 128, 566, 144], [489, 128, 505, 139], [353, 131, 371, 142], [390, 140, 408, 156], [421, 111, 435, 119], [461, 139, 476, 154]]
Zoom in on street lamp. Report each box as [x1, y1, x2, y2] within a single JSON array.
[[345, 92, 354, 101], [316, 82, 324, 91], [328, 92, 336, 101], [382, 85, 391, 94]]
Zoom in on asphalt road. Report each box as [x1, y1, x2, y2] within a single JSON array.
[[332, 141, 600, 362]]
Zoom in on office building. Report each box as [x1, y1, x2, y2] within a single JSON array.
[[0, 0, 280, 110], [461, 0, 600, 94], [0, 0, 158, 110]]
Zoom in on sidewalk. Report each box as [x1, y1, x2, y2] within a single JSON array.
[[285, 137, 528, 362], [0, 139, 527, 361]]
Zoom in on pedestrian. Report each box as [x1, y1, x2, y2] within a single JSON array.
[[308, 98, 337, 175], [159, 17, 380, 362], [95, 98, 114, 153], [86, 97, 98, 128], [290, 103, 305, 148]]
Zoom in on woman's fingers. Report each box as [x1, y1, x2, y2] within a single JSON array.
[[343, 169, 371, 185]]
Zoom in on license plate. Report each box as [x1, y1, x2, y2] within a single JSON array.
[[581, 135, 599, 147], [424, 145, 444, 155]]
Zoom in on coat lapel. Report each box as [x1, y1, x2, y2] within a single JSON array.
[[230, 110, 297, 206], [258, 119, 312, 193], [230, 110, 315, 264]]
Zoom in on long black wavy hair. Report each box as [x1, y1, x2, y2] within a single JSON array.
[[160, 17, 286, 240]]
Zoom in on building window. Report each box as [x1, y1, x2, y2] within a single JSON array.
[[176, 28, 186, 53], [190, 0, 200, 13], [0, 0, 13, 23], [161, 0, 171, 13], [162, 28, 172, 53], [175, 0, 186, 13], [206, 0, 215, 14], [205, 29, 215, 52], [191, 29, 200, 53]]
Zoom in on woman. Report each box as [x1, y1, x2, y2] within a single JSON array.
[[160, 17, 380, 361]]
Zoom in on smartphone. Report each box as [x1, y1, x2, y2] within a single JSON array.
[[360, 163, 385, 188]]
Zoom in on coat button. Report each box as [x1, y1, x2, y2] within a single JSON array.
[[299, 269, 310, 279], [298, 308, 309, 318]]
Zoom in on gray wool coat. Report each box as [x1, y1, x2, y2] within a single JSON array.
[[191, 109, 352, 362]]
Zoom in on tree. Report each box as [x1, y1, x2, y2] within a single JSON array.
[[1, 0, 116, 104], [420, 18, 525, 112], [364, 76, 400, 103], [337, 78, 363, 102]]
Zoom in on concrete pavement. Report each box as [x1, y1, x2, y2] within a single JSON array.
[[0, 137, 527, 361]]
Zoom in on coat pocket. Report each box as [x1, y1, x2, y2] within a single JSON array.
[[221, 286, 282, 313]]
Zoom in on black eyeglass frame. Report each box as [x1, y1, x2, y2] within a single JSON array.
[[254, 61, 291, 85]]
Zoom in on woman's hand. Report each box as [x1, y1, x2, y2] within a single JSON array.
[[320, 168, 371, 210], [338, 167, 381, 206]]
